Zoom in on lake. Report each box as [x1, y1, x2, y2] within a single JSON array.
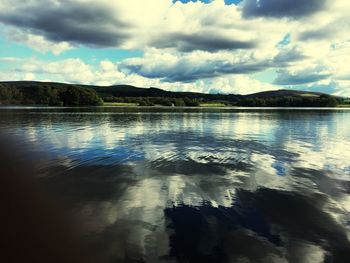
[[1, 107, 350, 263]]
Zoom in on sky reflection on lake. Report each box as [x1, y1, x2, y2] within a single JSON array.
[[1, 107, 350, 262]]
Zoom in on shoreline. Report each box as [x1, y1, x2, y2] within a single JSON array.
[[1, 105, 350, 110]]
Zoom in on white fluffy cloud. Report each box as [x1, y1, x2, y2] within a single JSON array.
[[1, 57, 277, 94]]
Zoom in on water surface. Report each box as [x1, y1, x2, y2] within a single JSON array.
[[1, 107, 350, 263]]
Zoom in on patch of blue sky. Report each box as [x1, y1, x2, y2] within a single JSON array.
[[173, 0, 212, 3], [224, 0, 242, 5], [0, 35, 34, 59], [251, 69, 277, 83], [276, 33, 291, 48], [289, 82, 337, 95], [173, 0, 242, 4], [46, 47, 144, 64], [0, 40, 143, 64]]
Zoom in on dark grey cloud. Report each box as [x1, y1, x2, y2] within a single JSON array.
[[241, 0, 328, 18], [273, 47, 307, 64], [121, 45, 312, 83], [273, 70, 331, 85], [0, 0, 130, 47], [120, 59, 270, 83], [151, 32, 256, 52], [298, 30, 332, 41]]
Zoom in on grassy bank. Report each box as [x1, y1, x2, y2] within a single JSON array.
[[337, 105, 350, 108], [103, 102, 139, 106], [199, 103, 227, 107]]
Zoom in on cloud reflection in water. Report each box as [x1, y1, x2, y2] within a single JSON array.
[[1, 107, 350, 262]]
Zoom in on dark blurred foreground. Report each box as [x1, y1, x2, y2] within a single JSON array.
[[0, 135, 91, 263]]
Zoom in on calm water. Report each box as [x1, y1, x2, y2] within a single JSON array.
[[1, 107, 350, 263]]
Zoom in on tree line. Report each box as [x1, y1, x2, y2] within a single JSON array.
[[0, 84, 103, 106], [103, 96, 202, 106], [103, 94, 346, 107], [235, 94, 342, 107]]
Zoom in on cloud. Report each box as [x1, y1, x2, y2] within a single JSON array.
[[0, 0, 131, 47], [19, 58, 97, 83], [0, 56, 278, 95], [206, 74, 277, 95], [241, 0, 328, 18], [151, 32, 256, 52], [2, 54, 350, 96], [298, 17, 350, 41], [7, 28, 72, 55], [298, 80, 338, 95], [286, 79, 350, 98], [119, 49, 271, 82], [333, 80, 350, 97], [298, 30, 333, 42], [272, 46, 307, 64], [0, 57, 22, 62], [273, 70, 331, 85], [0, 0, 268, 53]]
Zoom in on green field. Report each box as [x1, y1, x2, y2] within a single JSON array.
[[103, 102, 139, 106], [337, 104, 350, 108], [200, 103, 227, 107], [299, 93, 320, 97]]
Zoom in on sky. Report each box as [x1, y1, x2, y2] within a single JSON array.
[[0, 0, 349, 96]]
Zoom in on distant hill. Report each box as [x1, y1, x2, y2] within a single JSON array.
[[247, 89, 324, 98], [92, 84, 240, 100], [0, 81, 236, 98], [0, 81, 347, 107], [0, 81, 331, 98]]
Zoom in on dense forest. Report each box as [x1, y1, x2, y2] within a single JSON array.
[[0, 81, 349, 107], [0, 82, 103, 106], [102, 94, 345, 107]]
